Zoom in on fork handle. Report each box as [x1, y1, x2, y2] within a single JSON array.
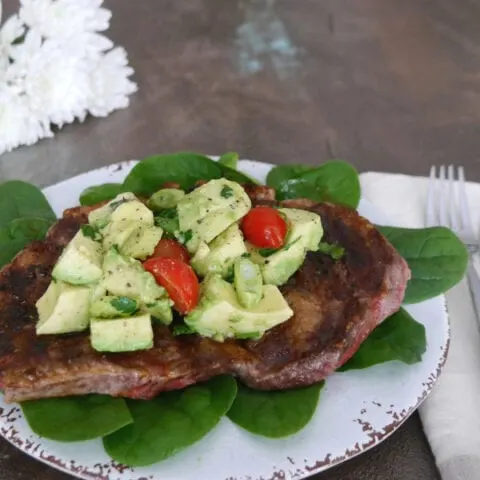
[[466, 260, 480, 324]]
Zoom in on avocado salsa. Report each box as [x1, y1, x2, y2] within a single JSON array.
[[35, 178, 324, 351]]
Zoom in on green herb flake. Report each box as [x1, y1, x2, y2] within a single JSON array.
[[284, 237, 301, 251], [235, 331, 262, 340], [110, 297, 138, 315], [177, 229, 193, 245], [154, 208, 180, 235], [172, 324, 195, 336], [81, 224, 99, 240], [109, 198, 129, 211], [258, 248, 278, 257], [220, 185, 234, 199], [317, 241, 345, 260], [225, 264, 235, 283]]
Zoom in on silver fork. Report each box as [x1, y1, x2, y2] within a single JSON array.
[[427, 165, 480, 321]]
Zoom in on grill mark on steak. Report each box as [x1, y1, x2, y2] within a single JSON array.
[[0, 191, 410, 402]]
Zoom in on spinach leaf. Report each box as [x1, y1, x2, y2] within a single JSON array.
[[338, 308, 426, 371], [274, 160, 361, 208], [378, 225, 468, 303], [218, 164, 259, 185], [227, 382, 323, 438], [216, 152, 260, 185], [266, 164, 314, 189], [0, 181, 56, 228], [80, 183, 123, 206], [123, 153, 222, 195], [218, 152, 239, 170], [0, 217, 52, 268], [103, 376, 237, 466], [21, 395, 132, 442]]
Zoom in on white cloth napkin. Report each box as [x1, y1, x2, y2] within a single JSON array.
[[360, 172, 480, 480]]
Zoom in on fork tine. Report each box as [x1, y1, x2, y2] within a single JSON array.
[[458, 166, 474, 234], [426, 165, 436, 227], [448, 165, 460, 232], [438, 165, 449, 227]]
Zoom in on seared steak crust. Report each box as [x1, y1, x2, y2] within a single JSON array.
[[0, 194, 410, 402]]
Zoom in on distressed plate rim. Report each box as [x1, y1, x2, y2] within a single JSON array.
[[0, 159, 449, 480]]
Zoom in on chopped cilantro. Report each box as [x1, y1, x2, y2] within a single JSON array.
[[225, 264, 235, 282], [220, 185, 234, 199], [236, 331, 262, 340], [284, 237, 301, 251], [109, 198, 129, 211], [81, 224, 101, 241], [176, 229, 193, 245], [154, 208, 180, 235], [110, 297, 138, 315], [172, 324, 195, 336], [258, 248, 278, 257], [258, 237, 300, 257], [318, 241, 345, 260]]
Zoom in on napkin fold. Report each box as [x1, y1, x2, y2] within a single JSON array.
[[360, 172, 480, 480]]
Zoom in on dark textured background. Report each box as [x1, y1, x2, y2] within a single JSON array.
[[2, 0, 480, 478]]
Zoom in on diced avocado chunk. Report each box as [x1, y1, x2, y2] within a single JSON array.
[[190, 224, 247, 278], [103, 248, 165, 304], [88, 192, 138, 227], [52, 230, 103, 285], [185, 275, 293, 341], [36, 281, 90, 334], [121, 225, 163, 259], [110, 200, 154, 225], [177, 179, 251, 251], [102, 220, 139, 252], [90, 295, 139, 318], [261, 208, 323, 286], [90, 313, 154, 352], [280, 208, 323, 252], [148, 189, 185, 211], [145, 298, 174, 325], [101, 200, 161, 259], [234, 257, 263, 308]]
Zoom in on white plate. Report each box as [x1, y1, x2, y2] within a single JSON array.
[[0, 160, 449, 480]]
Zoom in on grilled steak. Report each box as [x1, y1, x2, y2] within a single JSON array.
[[0, 191, 410, 402]]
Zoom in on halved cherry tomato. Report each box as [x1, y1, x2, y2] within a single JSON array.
[[150, 238, 189, 263], [241, 206, 288, 249], [143, 257, 199, 314]]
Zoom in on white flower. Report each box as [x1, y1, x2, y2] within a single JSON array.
[[19, 0, 111, 40], [87, 47, 137, 117], [22, 38, 90, 125], [0, 0, 137, 155], [0, 84, 52, 153], [0, 14, 25, 76]]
